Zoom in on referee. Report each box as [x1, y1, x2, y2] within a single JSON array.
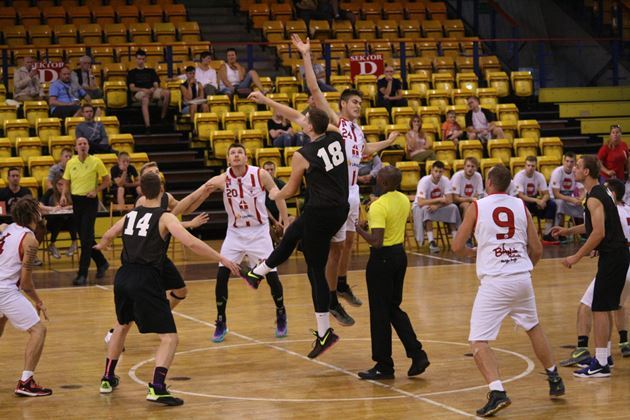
[[355, 166, 429, 379], [60, 137, 110, 286]]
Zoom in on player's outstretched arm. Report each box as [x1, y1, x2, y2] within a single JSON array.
[[270, 152, 308, 202], [525, 209, 542, 266], [94, 217, 125, 251], [451, 202, 476, 257], [259, 169, 290, 226], [171, 181, 217, 216], [248, 91, 309, 128], [365, 131, 398, 155], [19, 233, 48, 320]]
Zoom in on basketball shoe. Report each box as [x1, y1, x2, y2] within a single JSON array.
[[240, 266, 263, 290], [146, 383, 184, 406], [307, 328, 339, 359], [476, 390, 511, 417], [212, 317, 228, 343], [337, 285, 362, 307], [15, 377, 52, 397], [429, 241, 440, 254], [275, 309, 287, 337], [330, 302, 355, 326], [577, 355, 614, 369], [619, 342, 630, 357], [560, 347, 591, 367], [573, 358, 611, 378], [546, 368, 565, 398], [99, 375, 120, 394]]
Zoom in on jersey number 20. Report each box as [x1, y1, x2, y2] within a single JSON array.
[[317, 141, 344, 172], [124, 211, 153, 237], [492, 207, 515, 240]]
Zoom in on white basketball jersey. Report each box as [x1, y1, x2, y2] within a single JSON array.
[[474, 194, 533, 279], [617, 203, 630, 243], [223, 165, 268, 229], [338, 117, 365, 193], [0, 224, 32, 290]]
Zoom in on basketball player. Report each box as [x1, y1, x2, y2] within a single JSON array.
[[556, 156, 630, 378], [452, 165, 564, 417], [243, 108, 349, 358], [293, 33, 398, 326], [0, 197, 52, 397], [554, 178, 630, 367], [203, 143, 290, 342], [95, 173, 239, 405]]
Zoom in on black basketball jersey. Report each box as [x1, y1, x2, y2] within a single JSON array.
[[298, 131, 349, 208], [121, 206, 169, 269], [160, 193, 170, 211], [585, 184, 626, 251]]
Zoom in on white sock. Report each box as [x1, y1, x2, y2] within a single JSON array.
[[253, 262, 272, 276], [427, 231, 434, 242], [607, 341, 612, 357], [546, 364, 556, 373], [315, 312, 330, 337], [451, 230, 458, 240], [21, 371, 34, 382], [543, 221, 553, 235], [489, 380, 504, 392], [595, 347, 608, 366]]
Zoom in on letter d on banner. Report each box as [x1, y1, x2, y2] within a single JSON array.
[[350, 54, 384, 82]]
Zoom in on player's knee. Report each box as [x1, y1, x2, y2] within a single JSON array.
[[161, 333, 178, 346], [170, 287, 187, 300], [29, 322, 46, 338], [217, 266, 231, 281]]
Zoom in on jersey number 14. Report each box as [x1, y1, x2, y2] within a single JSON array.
[[124, 211, 153, 237], [317, 141, 344, 172]]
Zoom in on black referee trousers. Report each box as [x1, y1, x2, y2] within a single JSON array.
[[72, 194, 107, 277], [366, 244, 423, 373]]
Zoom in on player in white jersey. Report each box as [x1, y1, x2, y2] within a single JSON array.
[[449, 156, 484, 219], [554, 178, 630, 367], [549, 152, 585, 240], [204, 143, 290, 342], [452, 165, 564, 417], [0, 197, 52, 397], [292, 34, 398, 325]]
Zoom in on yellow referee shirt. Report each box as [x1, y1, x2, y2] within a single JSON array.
[[63, 155, 108, 196], [367, 190, 410, 247]]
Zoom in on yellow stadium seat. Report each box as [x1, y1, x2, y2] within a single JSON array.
[[255, 147, 281, 168], [479, 56, 501, 77], [456, 72, 478, 92], [128, 22, 152, 43], [15, 137, 42, 161], [459, 140, 483, 162], [422, 122, 439, 145], [129, 152, 149, 168], [355, 20, 376, 40], [49, 135, 74, 161], [427, 1, 447, 21], [402, 90, 422, 113], [239, 129, 265, 156], [92, 46, 114, 64], [450, 89, 469, 106], [451, 159, 465, 173], [480, 157, 503, 178], [332, 20, 353, 40], [496, 103, 519, 124], [249, 3, 269, 29], [275, 76, 300, 95], [164, 3, 187, 23], [433, 56, 456, 75], [17, 7, 41, 27], [92, 5, 115, 25], [292, 92, 308, 110], [365, 108, 390, 132], [513, 138, 538, 158], [539, 137, 564, 159], [407, 73, 431, 97], [194, 113, 219, 142], [380, 149, 406, 166], [65, 46, 86, 65], [0, 85, 5, 103], [275, 166, 291, 184], [35, 118, 61, 146], [4, 25, 27, 46], [309, 19, 331, 40], [19, 176, 39, 198], [68, 5, 90, 24], [95, 153, 118, 173], [208, 95, 232, 120], [282, 146, 301, 166], [422, 20, 443, 38], [0, 6, 16, 27], [80, 23, 102, 45], [354, 75, 378, 103], [222, 112, 247, 135], [43, 6, 66, 26], [495, 121, 517, 141], [396, 161, 421, 193], [431, 73, 454, 94], [22, 101, 48, 129], [383, 2, 404, 20], [233, 96, 257, 119], [511, 71, 533, 97], [433, 141, 457, 164], [370, 40, 393, 56], [378, 19, 399, 40], [361, 125, 381, 143], [116, 5, 139, 24], [419, 106, 442, 130], [444, 19, 465, 38], [154, 22, 176, 43], [0, 138, 11, 158], [142, 4, 164, 23], [109, 134, 134, 155], [330, 75, 352, 92], [63, 117, 84, 139], [28, 156, 55, 184], [456, 56, 474, 73], [391, 107, 415, 127], [54, 24, 77, 44], [103, 81, 128, 108], [404, 0, 426, 20], [414, 42, 438, 59], [477, 87, 498, 109], [486, 71, 510, 97], [361, 2, 382, 22], [0, 157, 25, 179], [95, 116, 120, 137], [29, 25, 52, 45], [426, 89, 450, 113], [285, 20, 307, 38], [518, 120, 541, 141], [248, 111, 270, 142], [487, 138, 513, 165], [538, 155, 561, 182], [3, 119, 29, 146], [178, 21, 200, 42], [384, 124, 408, 148], [262, 20, 284, 41], [399, 19, 421, 37]]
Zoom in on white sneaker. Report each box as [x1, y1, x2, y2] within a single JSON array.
[[104, 328, 114, 344], [66, 242, 78, 257], [429, 241, 441, 254]]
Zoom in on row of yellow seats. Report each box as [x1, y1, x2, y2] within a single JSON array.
[[0, 109, 119, 136], [407, 71, 534, 98]]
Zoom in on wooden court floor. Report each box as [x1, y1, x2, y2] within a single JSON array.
[[1, 243, 629, 419]]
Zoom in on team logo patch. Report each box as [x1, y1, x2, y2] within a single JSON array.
[[464, 183, 474, 197], [430, 188, 442, 199], [526, 183, 536, 196]]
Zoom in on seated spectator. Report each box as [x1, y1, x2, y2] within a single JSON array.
[[449, 157, 484, 219], [597, 124, 628, 181], [49, 66, 82, 119], [299, 63, 336, 92], [39, 174, 78, 259], [47, 147, 74, 190], [75, 104, 114, 154], [0, 167, 32, 215], [268, 110, 306, 147], [127, 49, 171, 133], [196, 51, 219, 97], [296, 0, 355, 24], [218, 48, 268, 97], [549, 151, 584, 241], [71, 55, 103, 100], [110, 152, 140, 205], [357, 152, 383, 196], [262, 161, 286, 245], [406, 115, 436, 164], [514, 155, 557, 243], [412, 160, 461, 253], [377, 66, 405, 112], [465, 95, 504, 142], [181, 66, 209, 119], [441, 110, 464, 145], [13, 56, 45, 102]]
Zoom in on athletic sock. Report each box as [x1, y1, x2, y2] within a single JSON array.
[[329, 291, 339, 307], [104, 358, 118, 378], [607, 341, 612, 357], [337, 275, 348, 292], [543, 221, 553, 235], [489, 380, 504, 392], [577, 335, 589, 348], [545, 365, 557, 373], [152, 366, 168, 388], [427, 231, 434, 242], [595, 348, 608, 366], [253, 262, 272, 276], [620, 330, 628, 343], [21, 371, 34, 382], [451, 230, 458, 240], [315, 312, 330, 337]]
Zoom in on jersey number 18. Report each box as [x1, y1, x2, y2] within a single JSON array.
[[317, 141, 344, 172]]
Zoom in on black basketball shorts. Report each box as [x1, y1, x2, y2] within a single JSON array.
[[592, 248, 630, 312]]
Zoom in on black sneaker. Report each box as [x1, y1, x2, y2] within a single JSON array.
[[476, 390, 511, 417], [240, 266, 263, 290], [72, 275, 87, 286], [96, 262, 110, 279], [542, 234, 560, 245], [337, 286, 362, 307], [99, 375, 119, 394], [146, 383, 184, 406], [358, 367, 395, 380], [307, 328, 339, 359], [329, 302, 355, 326], [408, 350, 430, 376], [546, 368, 565, 398]]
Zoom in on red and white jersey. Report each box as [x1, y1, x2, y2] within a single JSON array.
[[549, 166, 583, 199], [338, 117, 365, 193], [617, 203, 630, 243], [416, 174, 451, 200], [0, 224, 32, 291], [223, 165, 268, 229], [474, 194, 533, 279], [449, 170, 484, 198]]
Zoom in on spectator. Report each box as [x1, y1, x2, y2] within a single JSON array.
[[513, 156, 557, 243], [181, 66, 209, 119], [296, 0, 355, 24], [46, 147, 73, 191], [262, 161, 286, 245], [75, 104, 113, 154], [299, 63, 336, 92], [268, 110, 305, 147], [60, 137, 110, 286], [357, 153, 383, 197], [71, 55, 103, 100], [465, 95, 504, 142], [110, 152, 140, 205], [377, 66, 405, 112], [127, 49, 171, 133], [441, 110, 464, 144], [597, 124, 628, 181], [405, 115, 436, 164], [39, 174, 78, 259], [49, 66, 82, 119], [412, 160, 461, 253], [0, 167, 32, 214], [449, 156, 484, 219], [218, 48, 268, 97], [13, 56, 44, 102], [549, 151, 584, 241], [195, 51, 219, 97]]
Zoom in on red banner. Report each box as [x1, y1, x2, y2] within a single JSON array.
[[349, 54, 384, 81], [33, 62, 65, 82]]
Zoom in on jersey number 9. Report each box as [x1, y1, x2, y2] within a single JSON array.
[[492, 207, 515, 240]]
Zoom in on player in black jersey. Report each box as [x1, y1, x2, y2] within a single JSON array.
[[242, 107, 350, 358], [94, 173, 239, 405], [559, 155, 630, 378]]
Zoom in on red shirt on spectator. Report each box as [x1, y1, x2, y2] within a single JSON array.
[[597, 141, 628, 180]]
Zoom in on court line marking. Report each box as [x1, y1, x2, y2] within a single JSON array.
[[408, 252, 470, 264]]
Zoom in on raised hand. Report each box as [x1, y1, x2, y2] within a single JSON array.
[[291, 33, 311, 55], [188, 213, 209, 229], [247, 91, 266, 104]]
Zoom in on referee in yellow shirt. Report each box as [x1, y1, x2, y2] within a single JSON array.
[[60, 137, 110, 286], [355, 166, 430, 380]]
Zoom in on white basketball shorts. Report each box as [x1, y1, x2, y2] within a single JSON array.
[[0, 288, 40, 331], [331, 190, 360, 243], [219, 224, 276, 272]]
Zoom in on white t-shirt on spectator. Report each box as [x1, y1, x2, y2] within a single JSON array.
[[549, 166, 582, 199], [416, 175, 451, 201], [514, 169, 548, 197], [449, 170, 484, 198], [472, 110, 489, 129], [195, 67, 218, 88]]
